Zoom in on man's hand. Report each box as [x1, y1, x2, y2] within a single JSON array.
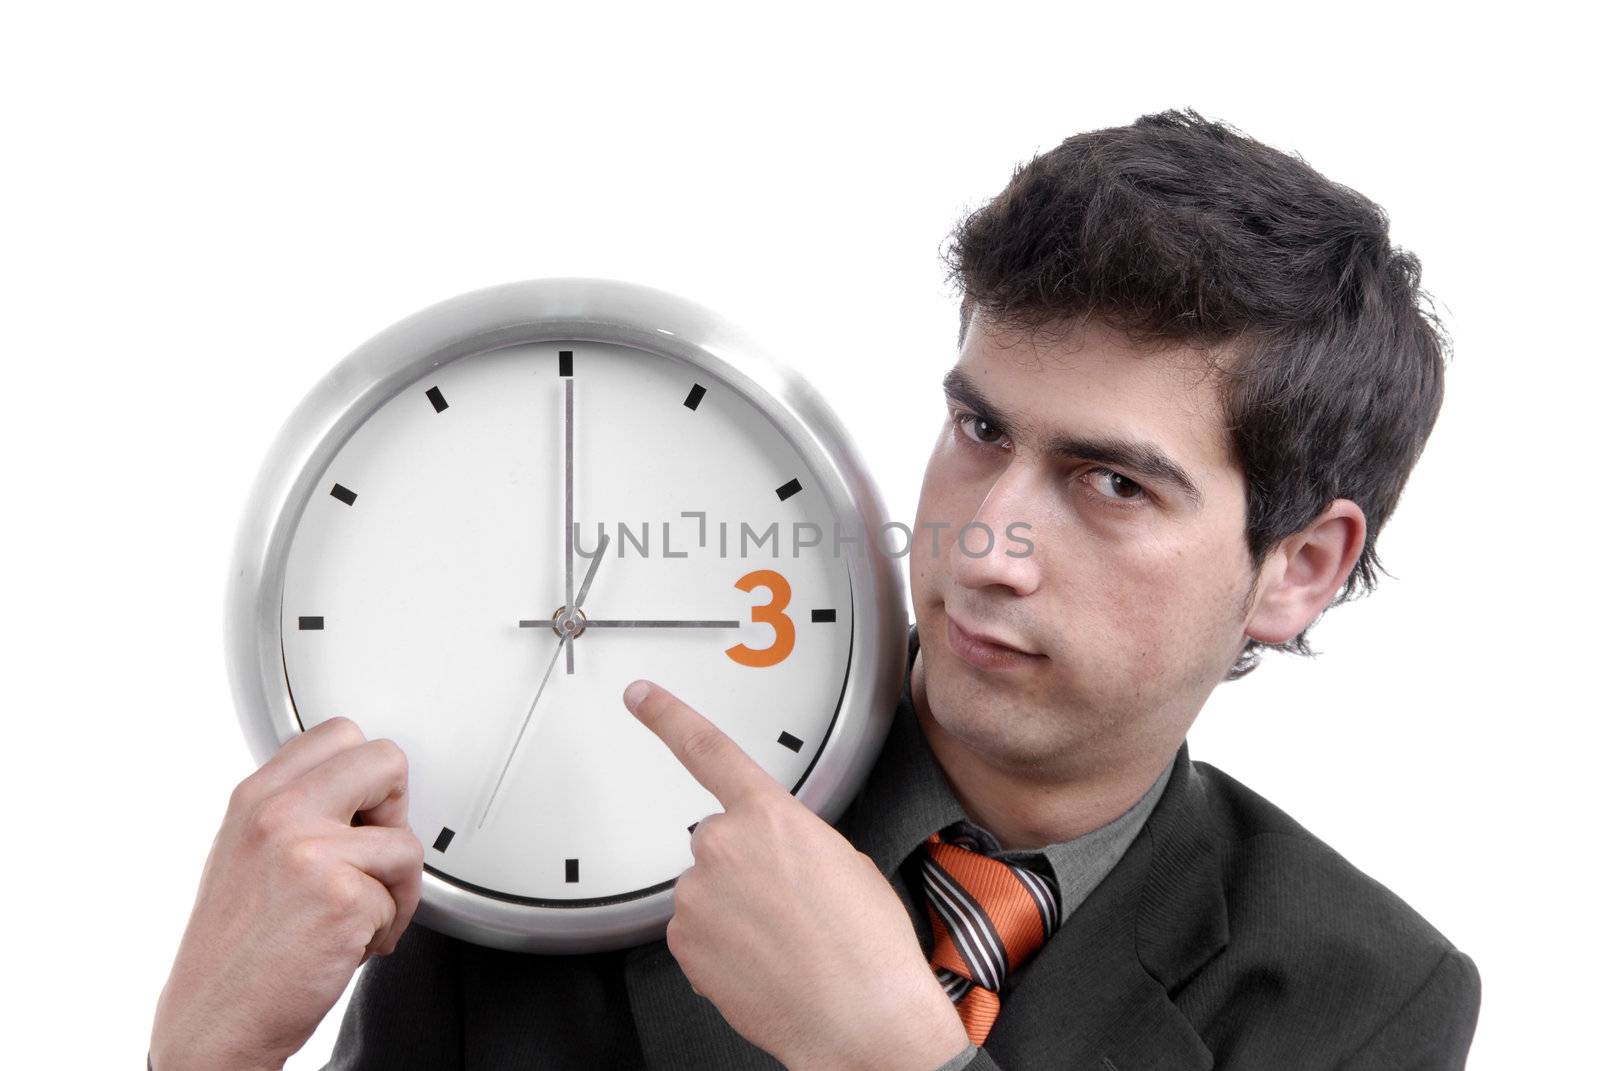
[[149, 717, 425, 1071], [622, 679, 970, 1071]]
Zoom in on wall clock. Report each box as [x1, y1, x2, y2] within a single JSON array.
[[223, 279, 907, 953]]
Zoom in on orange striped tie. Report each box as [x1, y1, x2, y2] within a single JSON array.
[[920, 824, 1061, 1046]]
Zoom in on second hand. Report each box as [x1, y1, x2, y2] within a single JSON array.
[[478, 632, 567, 830], [480, 533, 610, 830]]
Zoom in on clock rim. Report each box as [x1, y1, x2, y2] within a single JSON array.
[[224, 278, 908, 953]]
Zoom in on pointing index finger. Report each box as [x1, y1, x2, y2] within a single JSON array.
[[622, 680, 778, 807]]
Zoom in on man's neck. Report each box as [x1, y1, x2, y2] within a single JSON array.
[[910, 646, 1174, 850]]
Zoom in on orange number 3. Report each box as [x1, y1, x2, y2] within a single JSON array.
[[724, 569, 795, 667]]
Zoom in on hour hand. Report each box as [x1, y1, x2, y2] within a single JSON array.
[[528, 617, 745, 627], [519, 619, 741, 629]]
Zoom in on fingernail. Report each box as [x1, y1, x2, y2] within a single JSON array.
[[623, 680, 652, 712]]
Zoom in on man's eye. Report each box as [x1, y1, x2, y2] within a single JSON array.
[[1085, 467, 1146, 502], [954, 412, 1006, 447]]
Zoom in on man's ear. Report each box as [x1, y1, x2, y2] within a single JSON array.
[[1244, 499, 1368, 646]]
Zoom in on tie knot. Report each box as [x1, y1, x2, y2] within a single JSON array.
[[920, 825, 1061, 995]]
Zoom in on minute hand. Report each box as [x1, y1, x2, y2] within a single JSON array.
[[564, 376, 575, 674]]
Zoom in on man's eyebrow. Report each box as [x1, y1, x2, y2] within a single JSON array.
[[941, 367, 1205, 507]]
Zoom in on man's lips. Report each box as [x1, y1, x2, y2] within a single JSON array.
[[944, 610, 1040, 658]]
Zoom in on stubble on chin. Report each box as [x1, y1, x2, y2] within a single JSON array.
[[919, 649, 1107, 780]]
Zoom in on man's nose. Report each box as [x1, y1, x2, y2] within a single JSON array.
[[950, 461, 1043, 597]]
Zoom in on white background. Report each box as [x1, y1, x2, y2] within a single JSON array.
[[3, 3, 1591, 1067]]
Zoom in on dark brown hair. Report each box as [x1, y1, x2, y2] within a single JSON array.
[[945, 109, 1448, 680]]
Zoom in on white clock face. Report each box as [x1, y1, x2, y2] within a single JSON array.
[[280, 341, 855, 904]]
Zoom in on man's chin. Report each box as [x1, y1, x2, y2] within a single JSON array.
[[924, 668, 1044, 754]]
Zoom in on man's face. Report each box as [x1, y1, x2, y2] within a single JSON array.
[[909, 312, 1258, 780]]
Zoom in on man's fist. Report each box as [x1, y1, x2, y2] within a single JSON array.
[[149, 717, 425, 1071]]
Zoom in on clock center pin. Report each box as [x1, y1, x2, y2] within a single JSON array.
[[552, 606, 588, 639]]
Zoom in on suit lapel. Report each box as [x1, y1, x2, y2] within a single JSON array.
[[983, 743, 1227, 1070]]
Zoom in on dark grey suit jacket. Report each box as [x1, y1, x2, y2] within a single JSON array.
[[327, 680, 1480, 1069]]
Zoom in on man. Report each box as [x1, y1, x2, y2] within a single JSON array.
[[151, 110, 1479, 1069]]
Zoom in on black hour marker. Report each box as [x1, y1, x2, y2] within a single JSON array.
[[775, 478, 803, 501], [811, 608, 836, 623], [298, 616, 324, 630], [425, 386, 448, 412], [329, 483, 357, 506], [559, 350, 573, 377], [683, 383, 707, 410], [565, 858, 580, 883], [777, 731, 804, 753], [433, 827, 455, 852]]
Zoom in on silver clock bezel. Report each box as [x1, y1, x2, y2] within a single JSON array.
[[223, 278, 907, 953]]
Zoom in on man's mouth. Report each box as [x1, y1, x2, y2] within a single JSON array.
[[944, 609, 1043, 670]]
